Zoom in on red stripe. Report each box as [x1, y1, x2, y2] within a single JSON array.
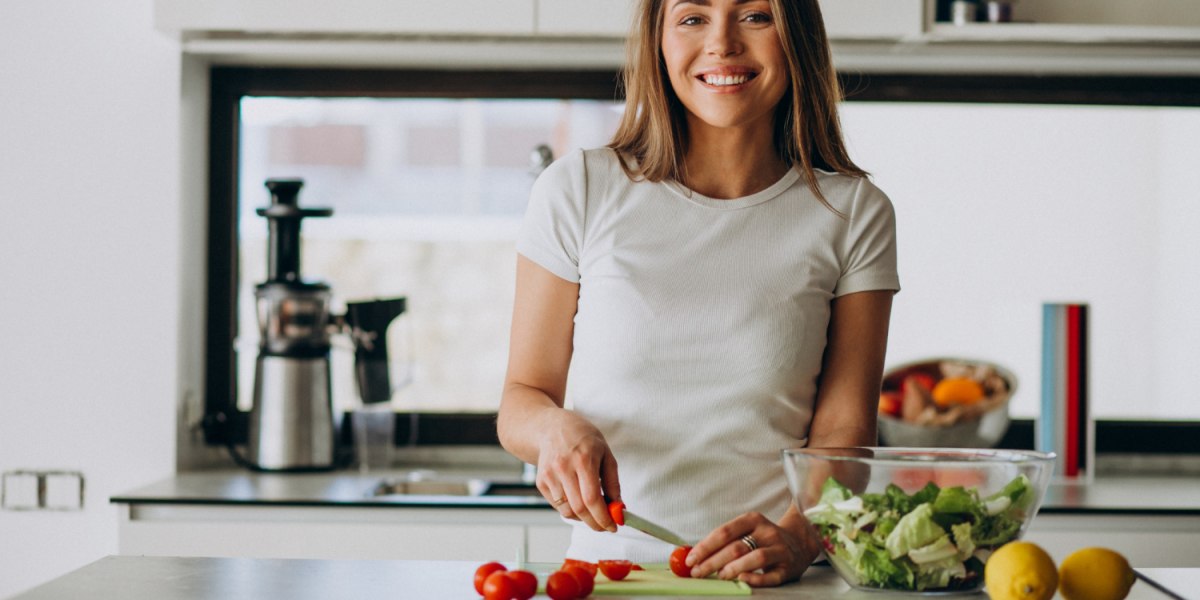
[[1065, 306, 1080, 476]]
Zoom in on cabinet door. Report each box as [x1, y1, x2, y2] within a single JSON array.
[[536, 0, 635, 36], [155, 0, 537, 37], [821, 0, 925, 40]]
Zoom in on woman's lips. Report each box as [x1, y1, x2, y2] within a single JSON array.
[[696, 71, 758, 90]]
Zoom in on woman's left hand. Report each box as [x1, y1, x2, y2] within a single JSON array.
[[683, 511, 820, 587]]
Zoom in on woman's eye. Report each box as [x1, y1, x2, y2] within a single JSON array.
[[744, 11, 773, 24], [678, 15, 704, 26]]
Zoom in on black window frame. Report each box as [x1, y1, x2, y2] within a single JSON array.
[[202, 66, 1200, 453]]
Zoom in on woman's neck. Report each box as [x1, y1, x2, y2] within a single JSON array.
[[680, 118, 790, 200]]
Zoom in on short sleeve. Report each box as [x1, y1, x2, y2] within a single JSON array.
[[515, 148, 587, 283], [834, 178, 900, 297]]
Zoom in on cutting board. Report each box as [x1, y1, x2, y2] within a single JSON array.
[[528, 563, 751, 597]]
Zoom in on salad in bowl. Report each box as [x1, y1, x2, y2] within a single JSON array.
[[783, 447, 1054, 593]]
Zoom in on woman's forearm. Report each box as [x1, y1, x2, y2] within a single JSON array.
[[497, 382, 565, 466]]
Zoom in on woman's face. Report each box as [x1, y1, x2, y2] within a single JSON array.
[[660, 0, 789, 134]]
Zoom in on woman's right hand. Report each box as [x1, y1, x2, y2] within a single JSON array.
[[536, 410, 621, 533]]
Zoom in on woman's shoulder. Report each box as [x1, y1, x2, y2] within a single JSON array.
[[810, 169, 891, 210], [538, 147, 625, 181]]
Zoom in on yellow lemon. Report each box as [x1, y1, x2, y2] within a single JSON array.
[[985, 541, 1058, 600], [1058, 547, 1136, 600]]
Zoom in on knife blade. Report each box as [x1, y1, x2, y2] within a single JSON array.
[[620, 507, 691, 547]]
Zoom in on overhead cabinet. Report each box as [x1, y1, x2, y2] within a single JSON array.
[[154, 0, 537, 37]]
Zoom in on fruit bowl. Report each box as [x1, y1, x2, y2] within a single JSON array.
[[782, 447, 1055, 594], [878, 358, 1017, 449]]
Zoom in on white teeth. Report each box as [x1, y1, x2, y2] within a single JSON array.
[[703, 74, 749, 86]]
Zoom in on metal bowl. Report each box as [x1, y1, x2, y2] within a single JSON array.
[[877, 358, 1017, 449]]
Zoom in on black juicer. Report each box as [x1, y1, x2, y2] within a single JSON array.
[[247, 179, 406, 471]]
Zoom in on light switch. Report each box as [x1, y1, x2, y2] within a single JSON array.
[[1, 470, 85, 511], [1, 471, 40, 510], [44, 471, 85, 510]]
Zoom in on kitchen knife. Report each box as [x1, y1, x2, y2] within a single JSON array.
[[608, 501, 691, 547]]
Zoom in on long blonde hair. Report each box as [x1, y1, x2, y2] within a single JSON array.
[[608, 0, 866, 206]]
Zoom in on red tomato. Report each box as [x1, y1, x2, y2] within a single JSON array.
[[507, 570, 537, 600], [631, 563, 645, 571], [607, 500, 626, 526], [474, 562, 507, 595], [560, 558, 597, 578], [482, 570, 515, 600], [546, 570, 581, 600], [598, 559, 633, 581], [669, 546, 692, 578], [564, 565, 595, 597], [878, 391, 902, 417]]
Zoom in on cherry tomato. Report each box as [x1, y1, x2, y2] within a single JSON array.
[[546, 570, 581, 600], [474, 562, 507, 595], [507, 570, 537, 600], [482, 570, 515, 600], [669, 546, 693, 578], [607, 500, 626, 526], [878, 391, 902, 417], [631, 563, 645, 571], [564, 565, 595, 597], [598, 559, 633, 581], [560, 558, 597, 578]]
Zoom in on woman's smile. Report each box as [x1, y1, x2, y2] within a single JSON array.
[[694, 67, 759, 92]]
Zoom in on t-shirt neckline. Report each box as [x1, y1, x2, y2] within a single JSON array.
[[666, 167, 800, 210]]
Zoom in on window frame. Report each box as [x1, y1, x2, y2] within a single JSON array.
[[203, 67, 1200, 452]]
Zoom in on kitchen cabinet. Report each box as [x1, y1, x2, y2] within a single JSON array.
[[117, 503, 573, 563], [153, 0, 537, 38], [536, 0, 635, 37]]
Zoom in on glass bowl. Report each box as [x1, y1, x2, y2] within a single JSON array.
[[782, 447, 1055, 594]]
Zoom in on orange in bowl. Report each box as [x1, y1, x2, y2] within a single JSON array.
[[932, 377, 985, 407]]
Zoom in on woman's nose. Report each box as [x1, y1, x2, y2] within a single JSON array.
[[704, 20, 742, 57]]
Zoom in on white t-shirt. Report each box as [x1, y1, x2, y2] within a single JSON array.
[[516, 148, 899, 562]]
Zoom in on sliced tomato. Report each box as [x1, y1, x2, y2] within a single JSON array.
[[546, 570, 581, 600], [564, 565, 595, 597], [507, 570, 537, 600], [482, 570, 515, 600], [631, 563, 645, 571], [561, 558, 598, 578], [669, 546, 693, 578], [473, 562, 507, 595], [607, 500, 626, 526], [598, 559, 633, 581]]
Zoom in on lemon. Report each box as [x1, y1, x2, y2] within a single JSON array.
[[984, 541, 1058, 600], [1058, 547, 1136, 600]]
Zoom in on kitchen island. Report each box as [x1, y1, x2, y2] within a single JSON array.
[[9, 556, 1192, 599]]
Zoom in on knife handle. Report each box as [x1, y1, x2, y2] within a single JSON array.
[[607, 500, 626, 526]]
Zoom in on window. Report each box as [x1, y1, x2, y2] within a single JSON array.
[[205, 68, 1200, 450], [236, 96, 622, 415]]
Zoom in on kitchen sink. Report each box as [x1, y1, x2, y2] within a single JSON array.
[[369, 477, 541, 499]]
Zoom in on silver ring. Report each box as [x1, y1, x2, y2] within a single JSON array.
[[741, 535, 758, 552]]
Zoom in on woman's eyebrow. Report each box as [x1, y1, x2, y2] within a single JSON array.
[[671, 0, 759, 9]]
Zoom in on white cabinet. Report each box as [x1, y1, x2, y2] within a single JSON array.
[[118, 504, 572, 563], [822, 0, 926, 40], [536, 0, 636, 37], [1026, 513, 1200, 568], [154, 0, 537, 38]]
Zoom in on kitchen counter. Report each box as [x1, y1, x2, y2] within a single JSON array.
[[110, 470, 1200, 514], [9, 556, 1192, 599]]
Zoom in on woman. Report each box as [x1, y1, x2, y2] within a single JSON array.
[[497, 0, 898, 587]]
